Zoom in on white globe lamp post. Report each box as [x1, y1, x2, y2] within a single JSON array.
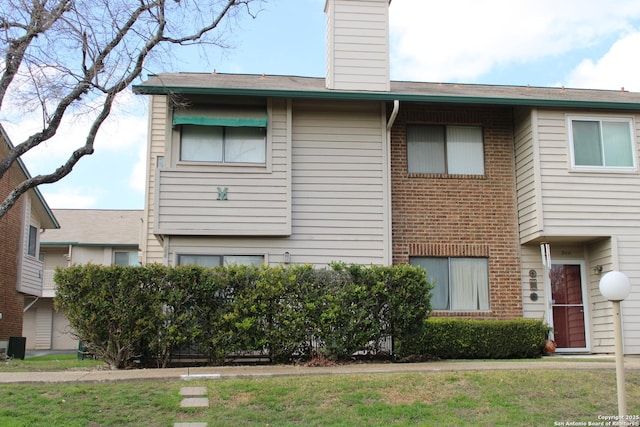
[[599, 271, 632, 417]]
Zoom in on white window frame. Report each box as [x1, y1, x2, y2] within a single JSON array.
[[410, 256, 490, 311], [407, 124, 485, 175], [567, 115, 637, 171]]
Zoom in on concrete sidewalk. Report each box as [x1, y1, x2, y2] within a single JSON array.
[[1, 355, 640, 384]]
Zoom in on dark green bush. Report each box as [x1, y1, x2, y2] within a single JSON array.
[[53, 264, 167, 368], [418, 318, 548, 359], [54, 263, 432, 368]]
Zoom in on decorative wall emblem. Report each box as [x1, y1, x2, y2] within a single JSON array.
[[217, 187, 228, 201]]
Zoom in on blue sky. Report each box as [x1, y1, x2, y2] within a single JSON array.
[[6, 0, 640, 210]]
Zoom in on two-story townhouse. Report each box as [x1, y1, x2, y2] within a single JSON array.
[[23, 209, 143, 350], [0, 124, 59, 356], [134, 0, 640, 355]]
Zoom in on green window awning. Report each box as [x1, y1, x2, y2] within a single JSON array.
[[173, 106, 267, 127]]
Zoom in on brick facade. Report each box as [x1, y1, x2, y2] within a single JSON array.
[[390, 104, 522, 319], [0, 167, 25, 340]]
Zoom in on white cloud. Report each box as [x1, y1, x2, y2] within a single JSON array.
[[565, 32, 640, 91], [389, 0, 640, 82], [3, 89, 148, 175], [39, 187, 100, 209]]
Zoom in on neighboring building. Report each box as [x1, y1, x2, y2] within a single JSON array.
[[23, 209, 143, 350], [134, 0, 640, 354], [0, 124, 59, 348]]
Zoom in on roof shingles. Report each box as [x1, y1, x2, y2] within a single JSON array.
[[133, 72, 640, 109]]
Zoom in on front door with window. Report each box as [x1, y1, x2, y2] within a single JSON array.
[[550, 264, 589, 351]]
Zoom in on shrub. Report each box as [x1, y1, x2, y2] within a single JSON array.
[[54, 263, 432, 368], [418, 318, 548, 359], [54, 264, 166, 369]]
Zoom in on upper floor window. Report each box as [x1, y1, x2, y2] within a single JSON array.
[[174, 106, 267, 165], [410, 257, 489, 311], [27, 225, 38, 257], [407, 125, 484, 175], [569, 117, 636, 170], [177, 254, 264, 267], [180, 125, 266, 163]]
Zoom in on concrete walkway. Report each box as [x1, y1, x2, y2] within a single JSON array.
[[1, 355, 640, 384]]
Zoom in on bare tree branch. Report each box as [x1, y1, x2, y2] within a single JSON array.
[[0, 0, 264, 218]]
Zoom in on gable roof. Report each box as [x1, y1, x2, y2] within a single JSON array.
[[0, 124, 59, 229], [133, 72, 640, 110], [40, 209, 143, 247]]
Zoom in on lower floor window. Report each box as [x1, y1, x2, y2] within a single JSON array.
[[114, 251, 139, 266], [410, 257, 489, 311], [178, 254, 263, 267]]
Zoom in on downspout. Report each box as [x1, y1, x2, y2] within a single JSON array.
[[65, 244, 73, 266], [385, 101, 399, 356], [387, 100, 399, 132], [384, 100, 400, 265]]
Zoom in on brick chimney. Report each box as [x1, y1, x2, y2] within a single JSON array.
[[324, 0, 391, 92]]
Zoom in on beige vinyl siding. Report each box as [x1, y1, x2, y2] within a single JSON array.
[[144, 95, 169, 264], [616, 236, 640, 354], [519, 108, 640, 353], [155, 99, 290, 236], [291, 100, 385, 264], [514, 107, 544, 244], [520, 245, 547, 321], [35, 307, 52, 350], [587, 238, 615, 353], [537, 109, 640, 236], [166, 99, 387, 267], [325, 0, 389, 91], [23, 298, 77, 351], [17, 195, 45, 296]]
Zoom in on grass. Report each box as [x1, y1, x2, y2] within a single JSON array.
[[0, 354, 106, 372], [1, 358, 640, 426]]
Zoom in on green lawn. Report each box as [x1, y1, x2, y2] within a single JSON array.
[[0, 354, 105, 372], [1, 365, 639, 426]]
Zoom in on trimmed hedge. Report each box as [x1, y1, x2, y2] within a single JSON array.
[[54, 263, 431, 368], [418, 318, 549, 359]]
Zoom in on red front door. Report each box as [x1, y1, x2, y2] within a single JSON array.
[[550, 264, 587, 349]]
